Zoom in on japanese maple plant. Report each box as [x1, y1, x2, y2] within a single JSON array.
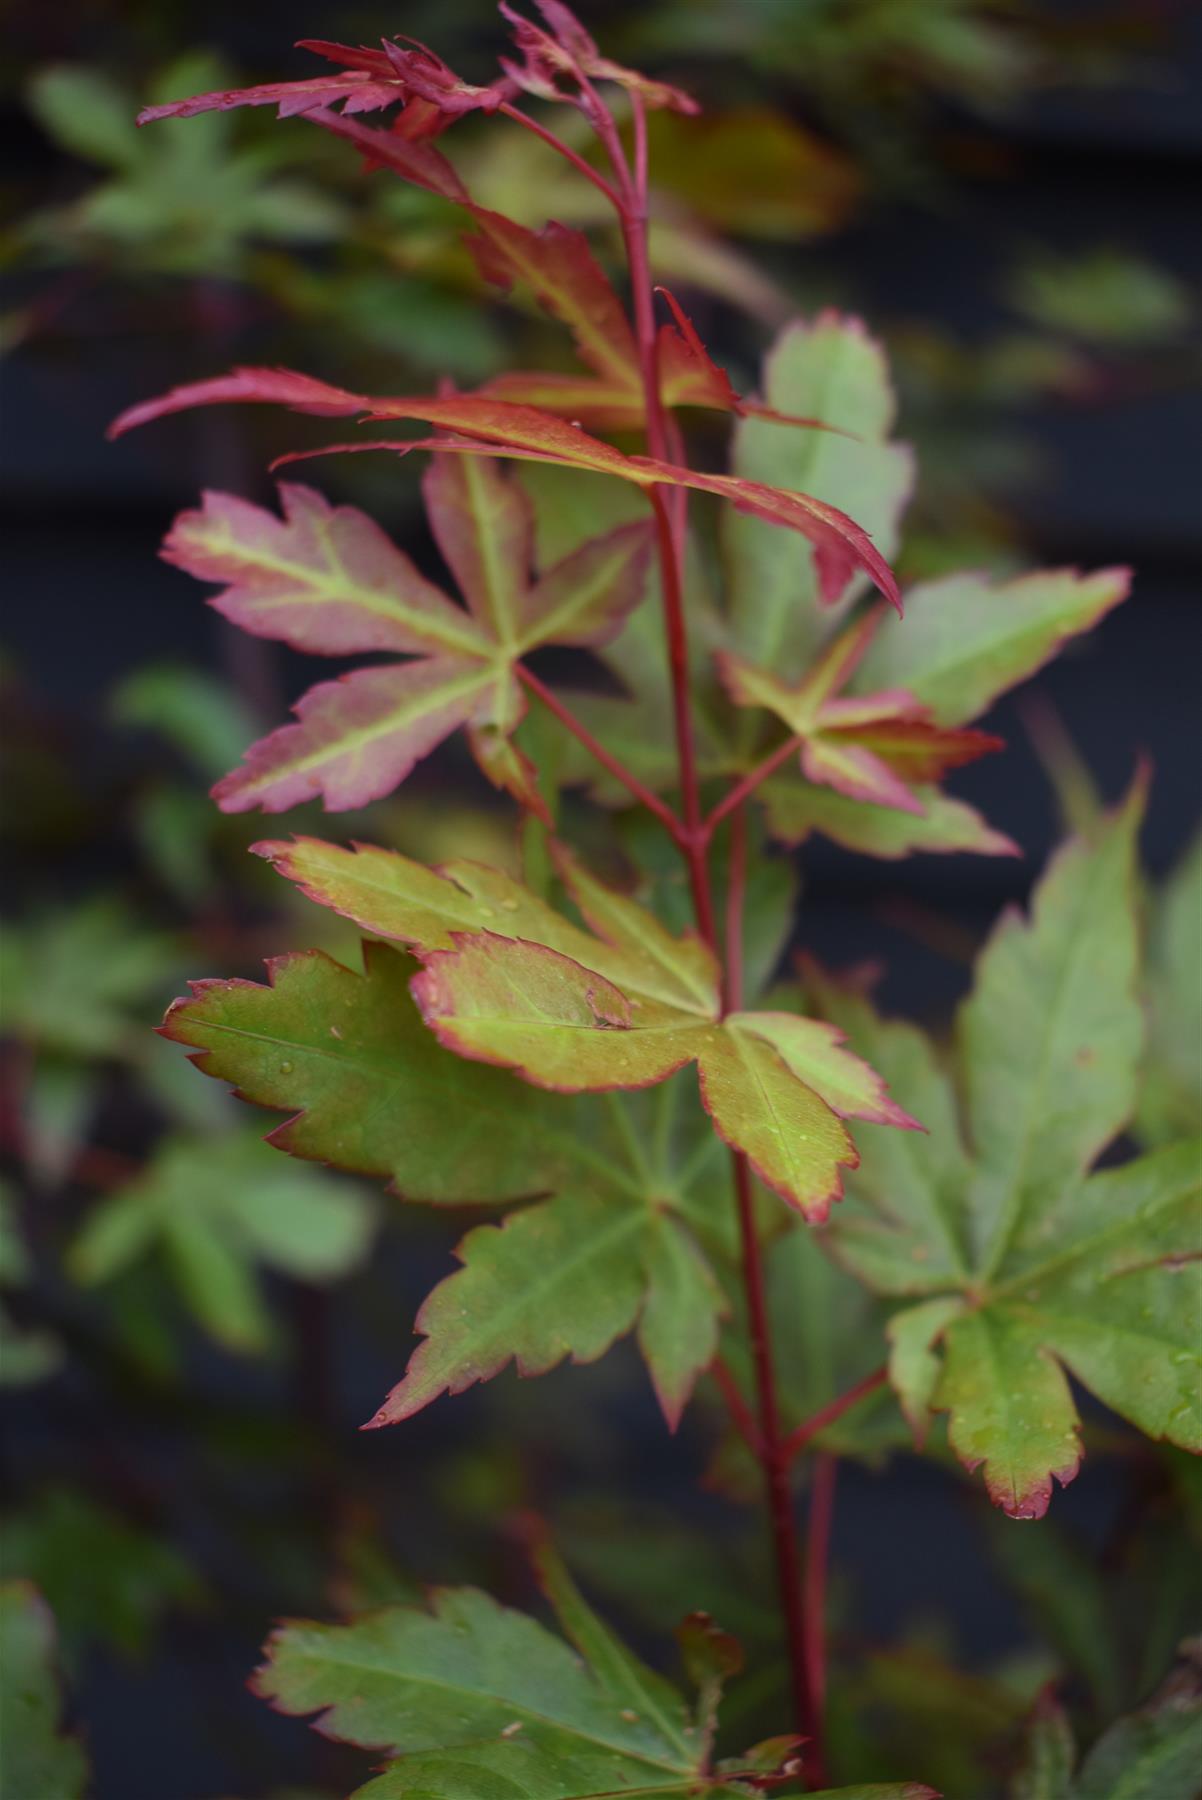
[[106, 6, 1199, 1796]]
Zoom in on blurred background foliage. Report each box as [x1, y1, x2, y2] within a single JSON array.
[[0, 2, 1199, 1796]]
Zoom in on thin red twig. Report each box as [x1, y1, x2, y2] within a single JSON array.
[[783, 1366, 888, 1465], [733, 1152, 817, 1753], [516, 663, 685, 840], [496, 101, 623, 210], [802, 1454, 838, 1787], [710, 1355, 763, 1457], [722, 803, 747, 1016], [616, 98, 819, 1766], [706, 733, 804, 839]]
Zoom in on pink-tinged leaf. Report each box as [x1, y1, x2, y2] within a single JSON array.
[[294, 39, 398, 77], [422, 453, 533, 641], [552, 845, 720, 1016], [763, 777, 1020, 860], [111, 371, 903, 612], [286, 104, 469, 202], [466, 723, 552, 825], [136, 73, 404, 125], [727, 1011, 923, 1130], [466, 209, 640, 389], [520, 519, 653, 649], [108, 367, 367, 439], [801, 734, 925, 815], [412, 934, 701, 1093], [161, 484, 485, 658], [695, 1028, 856, 1222], [935, 1313, 1083, 1519], [500, 0, 699, 115], [631, 463, 901, 615], [213, 657, 496, 813], [478, 370, 645, 430], [822, 716, 1004, 783]]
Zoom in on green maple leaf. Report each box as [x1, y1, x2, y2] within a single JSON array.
[[723, 312, 913, 682], [68, 1130, 377, 1355], [251, 835, 919, 1220], [0, 1583, 88, 1800], [252, 1543, 934, 1800], [160, 941, 733, 1426], [809, 783, 1201, 1517]]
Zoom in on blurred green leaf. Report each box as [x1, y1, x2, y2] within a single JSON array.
[[68, 1132, 378, 1355], [0, 1491, 203, 1662]]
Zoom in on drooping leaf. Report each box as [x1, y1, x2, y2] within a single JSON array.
[[255, 836, 916, 1219], [810, 788, 1202, 1516], [68, 1131, 377, 1354], [110, 371, 903, 612], [0, 1583, 87, 1800]]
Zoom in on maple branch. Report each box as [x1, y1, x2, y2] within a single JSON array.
[[705, 734, 804, 841], [801, 1454, 838, 1789], [614, 101, 821, 1764], [496, 102, 624, 212], [516, 663, 685, 841], [722, 802, 748, 1015], [783, 1366, 888, 1465], [732, 1151, 817, 1756]]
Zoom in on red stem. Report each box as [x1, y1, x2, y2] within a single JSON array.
[[802, 1454, 838, 1787], [782, 1365, 888, 1465], [516, 663, 685, 841], [616, 92, 820, 1773], [706, 733, 804, 840], [733, 1152, 817, 1755], [497, 102, 623, 210], [722, 803, 747, 1016], [710, 1354, 763, 1457]]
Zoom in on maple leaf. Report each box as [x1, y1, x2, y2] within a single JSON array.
[[807, 784, 1202, 1517], [252, 1542, 935, 1800], [720, 608, 1003, 817], [110, 371, 904, 612], [0, 1584, 87, 1800], [160, 943, 731, 1425], [499, 0, 700, 119], [251, 836, 918, 1221], [158, 457, 652, 814]]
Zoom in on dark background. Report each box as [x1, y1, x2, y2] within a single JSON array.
[[2, 3, 1200, 1797]]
